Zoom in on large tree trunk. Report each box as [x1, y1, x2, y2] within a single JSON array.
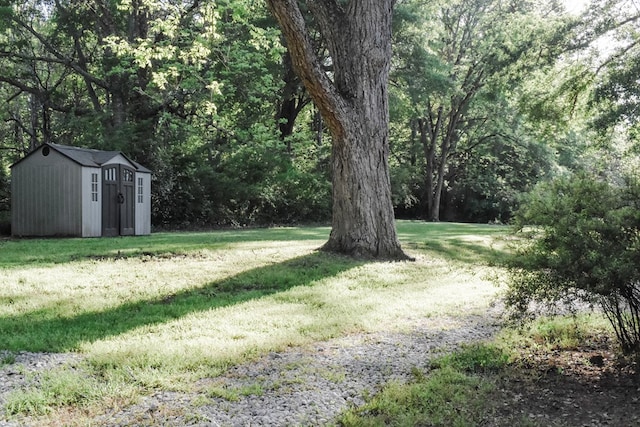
[[325, 101, 402, 259], [267, 0, 409, 260]]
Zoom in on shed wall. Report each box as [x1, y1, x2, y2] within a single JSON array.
[[103, 154, 132, 166], [11, 149, 82, 236], [81, 167, 102, 237], [134, 172, 151, 235]]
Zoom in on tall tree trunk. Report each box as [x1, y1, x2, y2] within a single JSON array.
[[277, 51, 309, 148], [419, 103, 442, 222], [29, 94, 39, 150], [267, 0, 409, 260], [431, 136, 449, 222], [313, 105, 323, 147]]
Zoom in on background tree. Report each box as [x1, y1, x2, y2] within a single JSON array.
[[0, 0, 635, 235], [505, 0, 640, 354], [0, 0, 331, 229], [588, 1, 640, 164], [390, 0, 575, 222]]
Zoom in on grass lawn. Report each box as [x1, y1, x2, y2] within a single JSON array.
[[0, 221, 511, 420]]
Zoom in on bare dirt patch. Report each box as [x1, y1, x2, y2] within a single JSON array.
[[490, 335, 640, 426]]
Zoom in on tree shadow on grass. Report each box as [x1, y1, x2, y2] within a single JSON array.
[[407, 238, 510, 266], [0, 251, 363, 353], [0, 227, 332, 269]]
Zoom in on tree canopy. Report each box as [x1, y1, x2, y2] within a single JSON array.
[[0, 0, 636, 235]]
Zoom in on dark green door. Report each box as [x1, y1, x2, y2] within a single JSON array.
[[102, 164, 135, 236], [119, 166, 135, 235]]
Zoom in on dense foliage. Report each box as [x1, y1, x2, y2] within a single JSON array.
[[0, 0, 637, 230], [506, 174, 640, 353], [501, 0, 640, 354]]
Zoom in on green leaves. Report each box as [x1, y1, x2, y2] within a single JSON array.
[[507, 173, 640, 353]]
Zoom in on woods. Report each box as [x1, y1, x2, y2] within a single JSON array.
[[2, 1, 640, 422], [0, 0, 638, 233]]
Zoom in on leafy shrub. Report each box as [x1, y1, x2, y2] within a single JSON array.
[[150, 132, 331, 228], [505, 173, 640, 354], [0, 210, 9, 236]]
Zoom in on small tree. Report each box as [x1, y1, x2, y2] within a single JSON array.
[[506, 173, 640, 354]]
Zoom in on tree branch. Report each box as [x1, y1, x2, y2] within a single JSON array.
[[10, 16, 109, 90], [266, 0, 348, 139]]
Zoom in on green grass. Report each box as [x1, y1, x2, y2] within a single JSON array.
[[0, 221, 511, 420], [498, 312, 613, 352], [205, 383, 265, 402], [339, 344, 509, 427], [338, 313, 616, 427], [4, 365, 137, 417], [0, 226, 332, 269], [398, 221, 510, 266], [340, 310, 620, 427]]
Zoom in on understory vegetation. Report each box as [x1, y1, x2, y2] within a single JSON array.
[[506, 174, 640, 354], [339, 343, 510, 426], [339, 313, 629, 427]]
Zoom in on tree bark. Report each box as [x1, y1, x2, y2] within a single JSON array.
[[276, 51, 310, 149], [419, 103, 442, 221], [266, 0, 409, 260]]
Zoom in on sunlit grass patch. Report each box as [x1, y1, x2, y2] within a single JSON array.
[[0, 221, 510, 420], [339, 343, 508, 427], [77, 252, 503, 388], [4, 364, 138, 418]]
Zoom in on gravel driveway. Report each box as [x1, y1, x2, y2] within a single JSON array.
[[0, 308, 503, 426]]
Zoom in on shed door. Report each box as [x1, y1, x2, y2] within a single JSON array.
[[102, 165, 135, 236]]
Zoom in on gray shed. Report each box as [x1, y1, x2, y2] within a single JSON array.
[[11, 143, 151, 237]]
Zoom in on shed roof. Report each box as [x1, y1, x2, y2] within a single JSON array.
[[11, 143, 152, 173]]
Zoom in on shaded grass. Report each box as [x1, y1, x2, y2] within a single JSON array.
[[498, 312, 614, 352], [0, 226, 332, 269], [0, 221, 509, 269], [338, 313, 618, 427], [398, 221, 509, 266]]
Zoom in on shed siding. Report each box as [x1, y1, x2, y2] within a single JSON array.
[[103, 154, 132, 166], [11, 143, 152, 237], [81, 167, 102, 237], [12, 150, 82, 236], [134, 172, 151, 235]]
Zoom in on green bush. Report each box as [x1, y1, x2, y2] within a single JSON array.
[[0, 210, 10, 236], [506, 173, 640, 354], [149, 133, 331, 228]]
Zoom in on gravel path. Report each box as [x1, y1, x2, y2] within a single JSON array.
[[0, 309, 503, 426]]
